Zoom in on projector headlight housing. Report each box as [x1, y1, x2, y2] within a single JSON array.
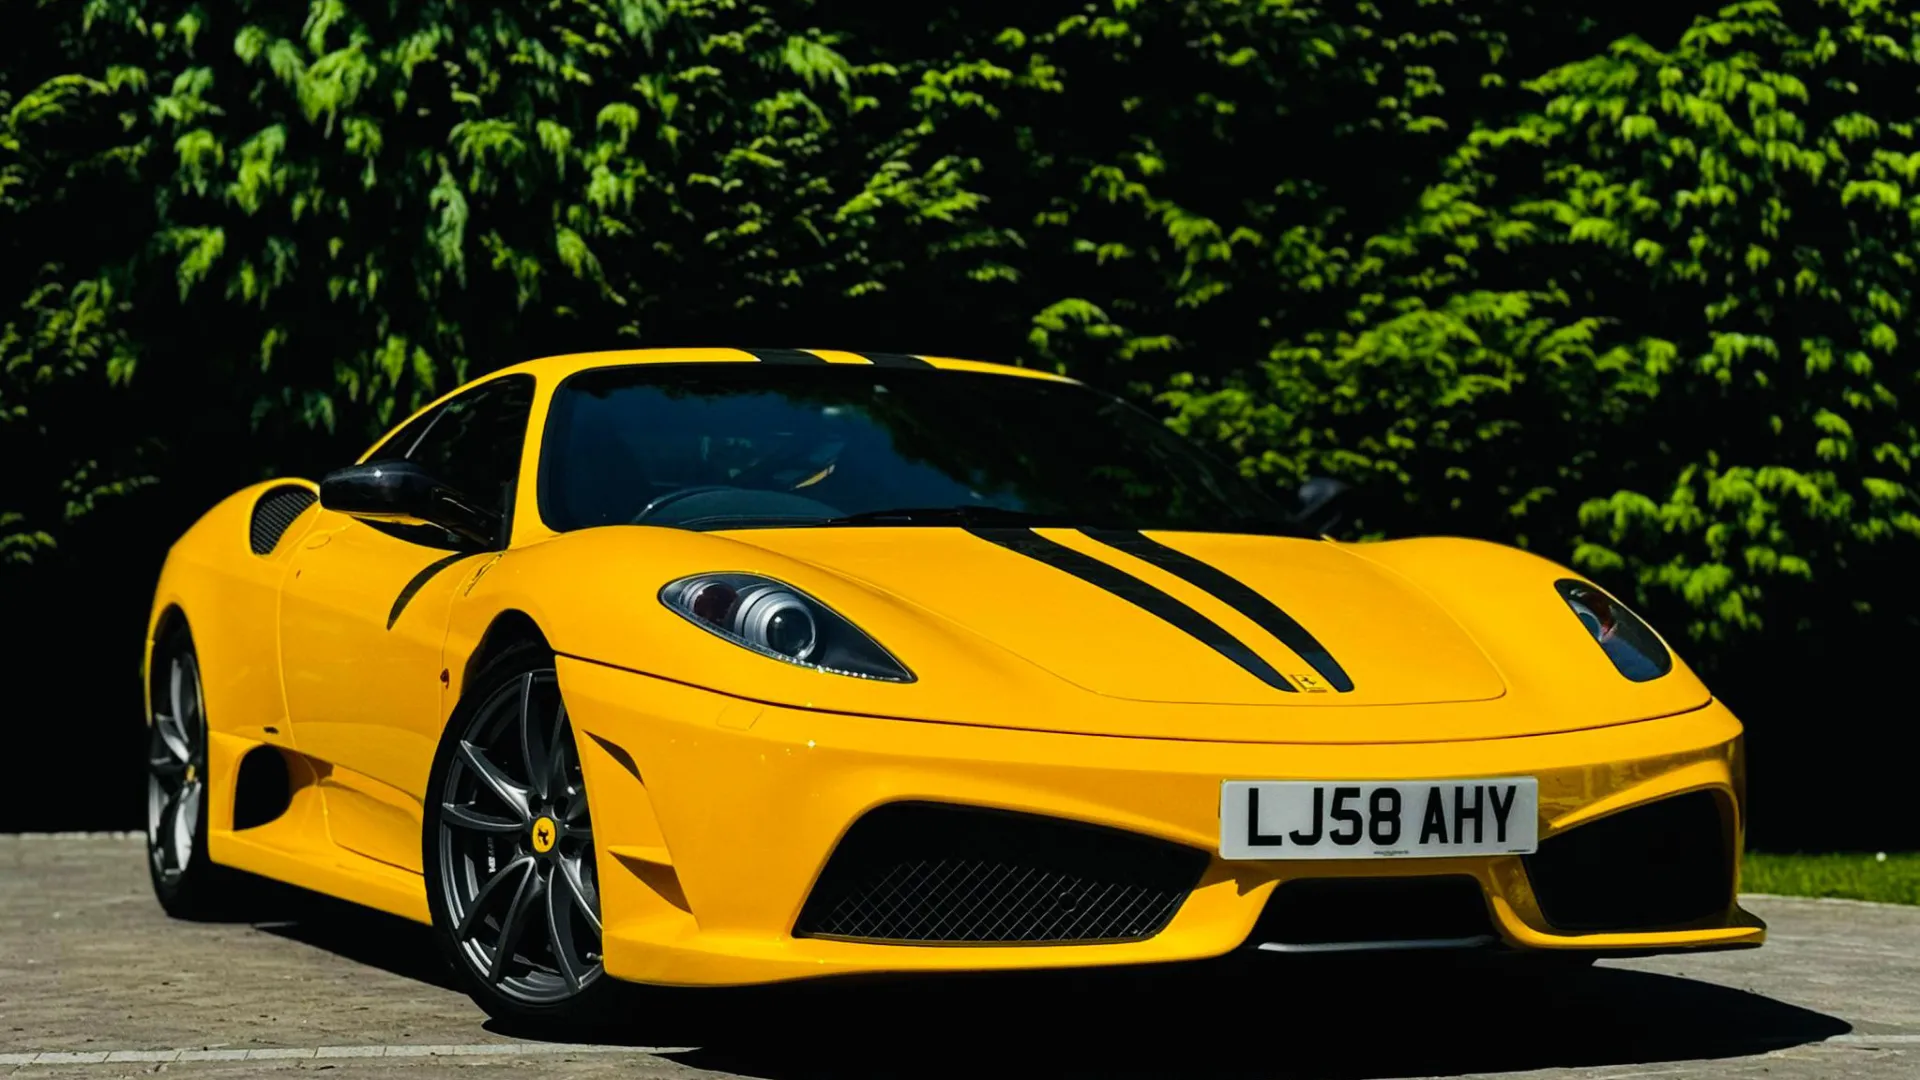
[[661, 572, 914, 683], [1554, 579, 1672, 682]]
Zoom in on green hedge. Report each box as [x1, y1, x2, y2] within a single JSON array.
[[5, 0, 1916, 656]]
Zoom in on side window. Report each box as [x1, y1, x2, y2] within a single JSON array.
[[360, 375, 535, 549], [403, 375, 535, 525]]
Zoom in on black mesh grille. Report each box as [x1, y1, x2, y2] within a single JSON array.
[[1525, 790, 1732, 932], [1247, 875, 1494, 946], [794, 802, 1209, 945], [249, 486, 317, 555]]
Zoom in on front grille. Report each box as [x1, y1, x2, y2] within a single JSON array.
[[1524, 790, 1732, 932], [249, 486, 317, 555], [793, 802, 1209, 945], [1247, 875, 1494, 947]]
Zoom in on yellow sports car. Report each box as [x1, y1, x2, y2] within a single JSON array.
[[145, 347, 1762, 1025]]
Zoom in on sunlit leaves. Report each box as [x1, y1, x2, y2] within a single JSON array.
[[1163, 0, 1920, 649], [2, 0, 1915, 663]]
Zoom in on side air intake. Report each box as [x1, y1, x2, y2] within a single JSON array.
[[1524, 790, 1733, 931], [249, 486, 318, 555]]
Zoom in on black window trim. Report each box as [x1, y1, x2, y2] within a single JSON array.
[[365, 389, 457, 463]]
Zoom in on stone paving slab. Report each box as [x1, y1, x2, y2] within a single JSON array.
[[3, 835, 1914, 1079]]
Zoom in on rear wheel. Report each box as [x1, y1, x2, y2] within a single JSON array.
[[146, 623, 233, 918], [424, 644, 618, 1029]]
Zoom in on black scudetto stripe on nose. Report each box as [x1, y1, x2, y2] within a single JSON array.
[[861, 352, 934, 368], [967, 528, 1297, 692], [388, 552, 479, 630], [744, 347, 829, 365], [1082, 529, 1354, 692]]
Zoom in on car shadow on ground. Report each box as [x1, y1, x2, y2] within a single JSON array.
[[251, 892, 1848, 1079], [591, 958, 1849, 1079], [247, 886, 464, 993]]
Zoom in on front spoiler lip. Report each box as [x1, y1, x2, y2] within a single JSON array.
[[1247, 936, 1767, 959], [1254, 934, 1498, 954]]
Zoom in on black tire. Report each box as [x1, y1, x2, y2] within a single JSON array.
[[146, 620, 246, 919], [423, 641, 622, 1031]]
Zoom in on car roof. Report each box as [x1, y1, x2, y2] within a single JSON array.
[[490, 347, 1078, 384], [365, 348, 1078, 466]]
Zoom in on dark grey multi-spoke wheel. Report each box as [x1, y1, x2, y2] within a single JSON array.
[[425, 643, 615, 1025], [146, 621, 243, 919], [149, 646, 206, 884]]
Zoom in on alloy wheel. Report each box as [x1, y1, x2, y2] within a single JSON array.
[[438, 670, 603, 1004], [147, 650, 206, 883]]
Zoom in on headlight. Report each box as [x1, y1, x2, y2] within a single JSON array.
[[1554, 579, 1672, 682], [662, 572, 914, 682]]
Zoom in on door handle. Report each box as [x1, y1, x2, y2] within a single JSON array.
[[304, 530, 337, 549]]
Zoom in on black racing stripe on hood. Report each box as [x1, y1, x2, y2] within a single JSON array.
[[744, 347, 829, 364], [1083, 529, 1354, 692], [967, 527, 1298, 693], [861, 352, 934, 368]]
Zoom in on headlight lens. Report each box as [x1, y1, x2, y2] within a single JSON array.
[[662, 572, 914, 682], [1554, 579, 1672, 682]]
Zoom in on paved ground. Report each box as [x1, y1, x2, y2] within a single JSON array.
[[2, 836, 1916, 1079]]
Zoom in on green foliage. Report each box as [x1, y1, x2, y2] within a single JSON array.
[[2, 6, 152, 564], [3, 0, 1916, 657], [1159, 0, 1920, 647], [1745, 851, 1920, 905]]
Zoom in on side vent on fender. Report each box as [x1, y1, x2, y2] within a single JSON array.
[[232, 745, 293, 829], [249, 486, 317, 555]]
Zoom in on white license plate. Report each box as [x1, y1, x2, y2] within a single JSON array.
[[1219, 779, 1538, 860]]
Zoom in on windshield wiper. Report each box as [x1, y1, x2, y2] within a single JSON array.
[[809, 506, 1058, 528]]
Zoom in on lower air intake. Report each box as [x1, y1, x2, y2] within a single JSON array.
[[1524, 790, 1733, 932], [1248, 875, 1495, 950], [793, 802, 1209, 945]]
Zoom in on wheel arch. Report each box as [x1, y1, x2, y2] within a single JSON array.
[[455, 609, 552, 704], [442, 584, 699, 963], [152, 602, 189, 639], [144, 603, 190, 722]]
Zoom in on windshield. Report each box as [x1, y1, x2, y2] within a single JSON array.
[[538, 364, 1304, 536]]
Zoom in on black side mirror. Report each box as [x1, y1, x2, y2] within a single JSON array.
[[319, 460, 499, 549], [1293, 476, 1350, 535]]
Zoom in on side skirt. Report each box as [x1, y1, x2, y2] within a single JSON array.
[[203, 730, 430, 924]]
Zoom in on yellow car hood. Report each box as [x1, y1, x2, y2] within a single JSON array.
[[730, 527, 1505, 708], [509, 526, 1712, 743]]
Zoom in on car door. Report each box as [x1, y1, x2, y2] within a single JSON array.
[[278, 374, 535, 873]]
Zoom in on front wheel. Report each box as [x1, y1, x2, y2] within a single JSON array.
[[423, 644, 619, 1029]]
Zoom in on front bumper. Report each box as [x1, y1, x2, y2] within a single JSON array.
[[558, 657, 1763, 987]]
